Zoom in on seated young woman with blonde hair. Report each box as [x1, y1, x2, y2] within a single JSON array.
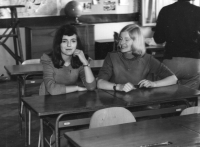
[[97, 24, 177, 92]]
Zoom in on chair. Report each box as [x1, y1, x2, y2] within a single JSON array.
[[43, 113, 92, 147], [113, 32, 119, 51], [22, 59, 40, 65], [89, 107, 136, 128], [19, 59, 42, 145], [180, 106, 200, 116], [43, 107, 135, 147], [89, 59, 104, 77], [21, 59, 41, 95]]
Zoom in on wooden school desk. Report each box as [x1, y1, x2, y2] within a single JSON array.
[[22, 89, 125, 147], [4, 60, 104, 111], [65, 114, 200, 147], [104, 84, 200, 109], [4, 60, 104, 145], [22, 85, 200, 147]]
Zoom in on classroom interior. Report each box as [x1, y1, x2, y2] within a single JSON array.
[[1, 0, 200, 147]]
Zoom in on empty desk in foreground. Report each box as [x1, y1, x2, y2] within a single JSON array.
[[65, 114, 200, 147]]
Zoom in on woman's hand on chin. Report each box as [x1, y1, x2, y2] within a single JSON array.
[[73, 49, 88, 65]]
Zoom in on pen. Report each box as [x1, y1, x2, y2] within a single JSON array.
[[139, 141, 172, 147]]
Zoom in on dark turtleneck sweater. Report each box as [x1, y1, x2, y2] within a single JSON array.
[[153, 1, 200, 59]]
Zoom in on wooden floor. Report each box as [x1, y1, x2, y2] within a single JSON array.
[[0, 80, 40, 147]]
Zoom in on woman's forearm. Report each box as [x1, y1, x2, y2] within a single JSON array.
[[84, 65, 95, 83], [154, 75, 178, 87], [97, 79, 116, 90], [66, 86, 79, 93]]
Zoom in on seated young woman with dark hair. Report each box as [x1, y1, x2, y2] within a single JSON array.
[[39, 24, 96, 96]]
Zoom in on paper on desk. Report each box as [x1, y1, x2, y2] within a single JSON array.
[[145, 38, 165, 46]]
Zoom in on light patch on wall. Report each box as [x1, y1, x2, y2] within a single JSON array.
[[119, 0, 129, 6], [103, 0, 116, 11], [80, 2, 92, 12]]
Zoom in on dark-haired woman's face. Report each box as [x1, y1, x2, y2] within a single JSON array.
[[61, 34, 77, 56]]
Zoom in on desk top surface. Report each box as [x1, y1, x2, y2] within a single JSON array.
[[4, 60, 104, 76], [22, 89, 125, 117], [4, 64, 43, 75], [0, 5, 25, 8], [22, 85, 200, 117], [105, 84, 200, 106], [65, 114, 200, 147]]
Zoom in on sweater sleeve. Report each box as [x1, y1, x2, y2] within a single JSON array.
[[153, 7, 167, 44], [79, 66, 96, 91], [148, 55, 174, 79], [40, 54, 66, 95], [97, 53, 113, 81]]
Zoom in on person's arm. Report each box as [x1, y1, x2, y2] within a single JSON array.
[[83, 64, 96, 87], [74, 49, 96, 90], [138, 55, 177, 88], [65, 85, 86, 93], [41, 54, 87, 95], [138, 75, 177, 88], [97, 53, 136, 92], [79, 65, 96, 91], [154, 75, 177, 87], [97, 79, 116, 90], [153, 8, 167, 44], [97, 79, 135, 92]]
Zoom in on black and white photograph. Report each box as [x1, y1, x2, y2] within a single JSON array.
[[1, 0, 200, 147]]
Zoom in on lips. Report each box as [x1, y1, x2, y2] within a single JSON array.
[[120, 44, 127, 49]]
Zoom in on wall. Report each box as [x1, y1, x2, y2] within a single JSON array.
[[0, 28, 26, 78], [94, 22, 154, 40], [0, 23, 154, 78], [0, 0, 152, 78]]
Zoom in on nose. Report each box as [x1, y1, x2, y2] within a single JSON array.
[[119, 39, 125, 45], [119, 39, 126, 48], [67, 41, 71, 47]]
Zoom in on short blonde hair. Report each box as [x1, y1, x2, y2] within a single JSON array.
[[119, 24, 146, 57]]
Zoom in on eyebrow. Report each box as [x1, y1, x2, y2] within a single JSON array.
[[62, 38, 77, 40]]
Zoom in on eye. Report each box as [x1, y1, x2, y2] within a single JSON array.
[[71, 39, 77, 43], [118, 37, 123, 41], [62, 39, 67, 43]]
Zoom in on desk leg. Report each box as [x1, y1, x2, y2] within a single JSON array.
[[198, 96, 200, 106], [28, 110, 31, 145], [17, 77, 22, 135], [40, 118, 44, 147], [24, 106, 28, 147]]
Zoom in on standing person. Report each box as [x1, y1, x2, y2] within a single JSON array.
[[39, 24, 96, 95], [153, 0, 200, 89], [97, 24, 177, 92]]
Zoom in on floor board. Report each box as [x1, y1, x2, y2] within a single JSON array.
[[0, 80, 40, 147]]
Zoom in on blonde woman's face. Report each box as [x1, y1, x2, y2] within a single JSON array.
[[119, 31, 134, 53]]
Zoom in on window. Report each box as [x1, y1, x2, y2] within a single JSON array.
[[140, 0, 200, 26]]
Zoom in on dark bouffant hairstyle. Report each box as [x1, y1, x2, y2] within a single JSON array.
[[49, 24, 85, 69]]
